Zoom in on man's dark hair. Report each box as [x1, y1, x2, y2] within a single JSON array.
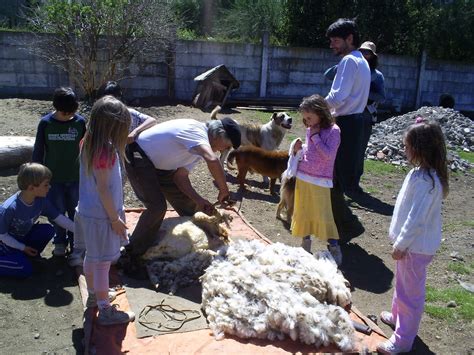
[[326, 18, 360, 48], [52, 87, 79, 113], [98, 81, 123, 100]]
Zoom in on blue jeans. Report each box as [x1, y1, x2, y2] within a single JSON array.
[[47, 182, 79, 247], [0, 224, 55, 278]]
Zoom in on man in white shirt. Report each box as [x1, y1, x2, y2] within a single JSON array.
[[325, 18, 371, 194], [123, 118, 241, 261]]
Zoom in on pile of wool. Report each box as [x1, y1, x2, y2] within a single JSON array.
[[201, 240, 355, 351], [142, 210, 231, 294], [369, 106, 473, 172]]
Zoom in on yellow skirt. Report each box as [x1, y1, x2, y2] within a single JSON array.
[[291, 178, 339, 241]]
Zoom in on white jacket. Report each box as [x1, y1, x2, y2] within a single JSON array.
[[390, 168, 443, 255]]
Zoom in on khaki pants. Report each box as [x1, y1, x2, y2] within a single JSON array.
[[124, 143, 197, 256]]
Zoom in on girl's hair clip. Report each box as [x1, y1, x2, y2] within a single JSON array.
[[415, 116, 425, 124]]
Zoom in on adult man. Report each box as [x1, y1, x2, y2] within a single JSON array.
[[123, 117, 241, 261], [325, 18, 371, 193]]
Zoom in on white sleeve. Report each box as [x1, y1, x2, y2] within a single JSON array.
[[325, 57, 357, 109], [392, 178, 435, 251], [0, 232, 25, 251], [53, 215, 74, 232]]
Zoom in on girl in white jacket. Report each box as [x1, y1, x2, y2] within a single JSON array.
[[377, 118, 449, 355]]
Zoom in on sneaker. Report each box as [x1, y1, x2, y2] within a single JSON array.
[[97, 304, 135, 326], [86, 289, 118, 308], [67, 249, 85, 267], [53, 243, 67, 257], [328, 244, 343, 266], [380, 311, 395, 329], [376, 340, 411, 354]]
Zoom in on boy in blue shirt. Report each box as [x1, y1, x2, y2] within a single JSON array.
[[0, 163, 74, 278], [32, 87, 86, 257]]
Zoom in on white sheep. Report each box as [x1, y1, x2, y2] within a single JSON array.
[[142, 210, 232, 294], [201, 240, 355, 351]]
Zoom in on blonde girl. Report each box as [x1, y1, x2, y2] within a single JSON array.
[[377, 119, 449, 354], [75, 96, 134, 325], [292, 94, 342, 264]]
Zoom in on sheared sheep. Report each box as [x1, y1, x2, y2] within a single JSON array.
[[201, 240, 355, 351], [142, 209, 232, 294]]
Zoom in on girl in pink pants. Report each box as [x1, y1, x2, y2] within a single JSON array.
[[377, 118, 449, 354]]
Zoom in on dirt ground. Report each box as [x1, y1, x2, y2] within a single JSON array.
[[0, 98, 472, 354]]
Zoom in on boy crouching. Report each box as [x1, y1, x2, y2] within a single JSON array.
[[0, 163, 74, 278]]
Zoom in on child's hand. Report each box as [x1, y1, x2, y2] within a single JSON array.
[[293, 139, 303, 154], [24, 246, 38, 257], [111, 217, 128, 239], [391, 247, 406, 260]]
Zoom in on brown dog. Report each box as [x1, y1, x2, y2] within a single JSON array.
[[276, 175, 296, 224], [227, 146, 288, 194]]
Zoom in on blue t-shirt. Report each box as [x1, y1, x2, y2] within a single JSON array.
[[0, 192, 59, 239]]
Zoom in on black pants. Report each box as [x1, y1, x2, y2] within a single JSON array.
[[335, 113, 364, 192]]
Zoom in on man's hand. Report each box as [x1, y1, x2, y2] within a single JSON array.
[[196, 197, 215, 216], [391, 247, 406, 260], [24, 246, 38, 257]]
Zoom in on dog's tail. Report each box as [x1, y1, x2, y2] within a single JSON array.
[[226, 149, 237, 170], [210, 105, 221, 120]]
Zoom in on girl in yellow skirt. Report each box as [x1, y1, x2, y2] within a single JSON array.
[[291, 95, 342, 265]]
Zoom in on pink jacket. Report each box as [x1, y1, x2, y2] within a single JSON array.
[[297, 124, 340, 180]]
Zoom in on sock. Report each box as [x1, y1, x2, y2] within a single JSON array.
[[328, 239, 338, 247], [97, 299, 111, 310]]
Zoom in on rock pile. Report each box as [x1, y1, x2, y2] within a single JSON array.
[[368, 107, 473, 172]]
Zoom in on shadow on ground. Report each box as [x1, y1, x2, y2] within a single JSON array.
[[0, 256, 76, 304], [340, 243, 394, 294], [346, 191, 394, 216]]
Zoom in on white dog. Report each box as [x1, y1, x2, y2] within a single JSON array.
[[211, 106, 293, 170]]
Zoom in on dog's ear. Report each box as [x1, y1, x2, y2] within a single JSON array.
[[271, 112, 278, 120]]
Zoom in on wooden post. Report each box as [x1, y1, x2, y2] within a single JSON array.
[[259, 31, 269, 98], [415, 50, 427, 109]]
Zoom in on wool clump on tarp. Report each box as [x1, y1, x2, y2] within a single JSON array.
[[201, 240, 355, 351]]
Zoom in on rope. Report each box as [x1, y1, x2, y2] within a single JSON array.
[[138, 299, 202, 333]]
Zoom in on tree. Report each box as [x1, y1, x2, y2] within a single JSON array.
[[215, 0, 285, 43], [26, 0, 176, 100]]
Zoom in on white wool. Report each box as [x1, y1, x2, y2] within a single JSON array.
[[143, 210, 231, 294], [201, 240, 355, 351]]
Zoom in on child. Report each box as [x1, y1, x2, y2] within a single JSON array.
[[0, 163, 74, 278], [32, 87, 86, 258], [377, 119, 449, 354], [76, 95, 134, 325], [291, 94, 342, 265], [67, 81, 158, 269]]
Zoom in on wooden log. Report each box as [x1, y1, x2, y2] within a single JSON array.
[[0, 136, 35, 169]]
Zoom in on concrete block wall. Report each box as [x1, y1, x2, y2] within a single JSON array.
[[420, 58, 474, 111], [0, 31, 168, 101], [174, 40, 262, 100], [1, 31, 473, 112], [266, 46, 337, 99]]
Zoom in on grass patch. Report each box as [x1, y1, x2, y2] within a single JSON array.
[[447, 262, 471, 275], [425, 286, 474, 322], [443, 219, 474, 233], [457, 150, 474, 163], [364, 160, 407, 176]]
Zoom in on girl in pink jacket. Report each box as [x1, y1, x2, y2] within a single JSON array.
[[292, 94, 342, 264]]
